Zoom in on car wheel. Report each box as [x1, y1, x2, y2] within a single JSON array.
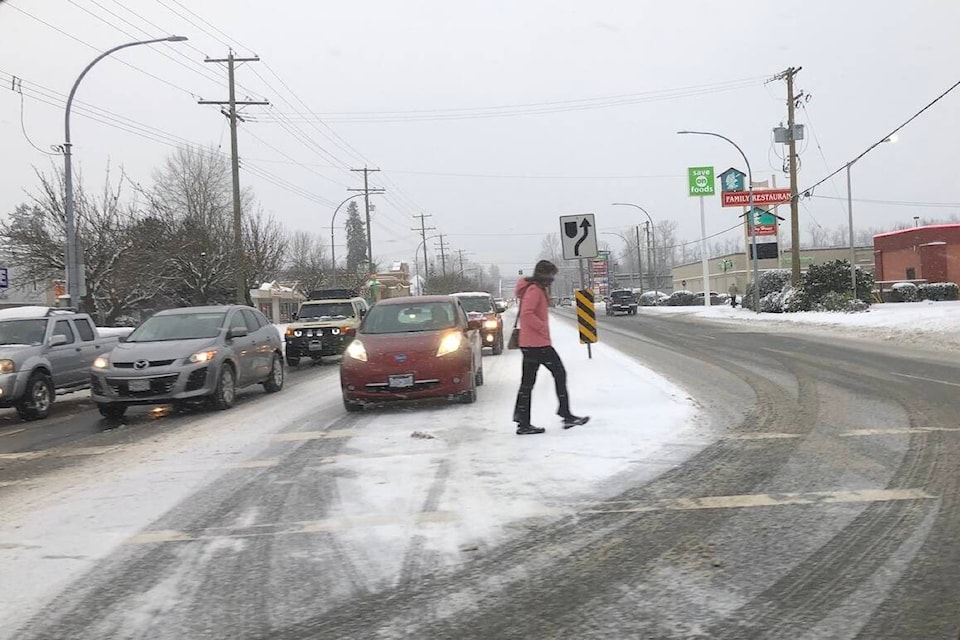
[[460, 365, 478, 404], [210, 364, 237, 411], [97, 403, 127, 420], [286, 356, 300, 367], [343, 397, 363, 412], [491, 332, 504, 356], [475, 365, 484, 387], [263, 353, 284, 393], [15, 371, 54, 421]]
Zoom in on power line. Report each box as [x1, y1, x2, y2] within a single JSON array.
[[809, 195, 960, 209]]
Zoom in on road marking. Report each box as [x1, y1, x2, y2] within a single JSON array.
[[0, 429, 25, 438], [892, 372, 960, 388], [55, 446, 122, 457], [698, 334, 717, 340], [840, 427, 960, 437], [724, 432, 802, 441], [0, 480, 31, 488], [271, 429, 358, 442], [223, 459, 280, 469], [583, 489, 934, 514]]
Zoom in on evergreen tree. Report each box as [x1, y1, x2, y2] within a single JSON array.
[[345, 201, 367, 273]]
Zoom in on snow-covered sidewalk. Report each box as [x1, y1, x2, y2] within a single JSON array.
[[647, 301, 960, 350]]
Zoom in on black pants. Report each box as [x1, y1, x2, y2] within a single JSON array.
[[513, 346, 572, 426]]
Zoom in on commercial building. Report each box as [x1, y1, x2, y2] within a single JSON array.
[[873, 224, 960, 285], [250, 281, 305, 324], [670, 246, 875, 294]]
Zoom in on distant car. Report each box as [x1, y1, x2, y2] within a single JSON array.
[[638, 291, 669, 306], [90, 305, 284, 419], [284, 289, 368, 366], [451, 291, 504, 355], [493, 297, 508, 311], [340, 295, 484, 411], [606, 289, 639, 316]]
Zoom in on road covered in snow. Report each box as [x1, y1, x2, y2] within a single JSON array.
[[2, 305, 960, 638]]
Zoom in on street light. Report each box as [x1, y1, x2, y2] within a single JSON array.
[[611, 203, 658, 291], [330, 193, 368, 287], [845, 135, 897, 294], [63, 35, 188, 308], [414, 234, 441, 294], [677, 130, 760, 313]]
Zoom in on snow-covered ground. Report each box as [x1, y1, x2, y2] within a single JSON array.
[[0, 318, 703, 633], [646, 301, 960, 350]]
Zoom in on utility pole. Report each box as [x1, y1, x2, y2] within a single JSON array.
[[456, 249, 469, 275], [200, 51, 268, 304], [644, 221, 653, 290], [635, 225, 644, 293], [774, 66, 803, 285], [349, 167, 383, 273], [436, 234, 450, 278], [412, 213, 435, 294]]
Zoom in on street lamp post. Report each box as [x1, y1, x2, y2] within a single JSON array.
[[63, 35, 188, 308], [677, 130, 760, 313], [611, 203, 658, 291], [414, 234, 441, 294], [330, 193, 368, 288]]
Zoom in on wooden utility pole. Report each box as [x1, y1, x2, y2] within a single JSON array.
[[349, 167, 383, 272], [200, 51, 268, 304], [412, 213, 434, 293], [436, 234, 450, 278], [780, 66, 803, 285]]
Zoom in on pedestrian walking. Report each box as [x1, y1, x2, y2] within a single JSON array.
[[728, 282, 739, 308], [512, 260, 589, 435]]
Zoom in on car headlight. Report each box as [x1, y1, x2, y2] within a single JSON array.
[[188, 349, 218, 364], [332, 327, 341, 335], [483, 319, 499, 330], [0, 359, 15, 374], [437, 331, 463, 357], [293, 329, 302, 337], [345, 339, 367, 362]]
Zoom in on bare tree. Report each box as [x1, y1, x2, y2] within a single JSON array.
[[285, 230, 329, 294], [243, 207, 287, 294]]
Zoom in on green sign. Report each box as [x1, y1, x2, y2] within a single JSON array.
[[688, 166, 716, 197], [749, 207, 777, 225]]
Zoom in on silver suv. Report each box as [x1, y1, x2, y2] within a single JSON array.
[[90, 305, 284, 419]]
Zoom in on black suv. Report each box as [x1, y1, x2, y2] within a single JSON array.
[[606, 289, 638, 316]]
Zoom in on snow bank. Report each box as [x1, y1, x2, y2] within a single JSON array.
[[648, 301, 960, 349]]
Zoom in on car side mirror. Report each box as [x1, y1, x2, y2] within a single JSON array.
[[48, 334, 68, 347], [228, 326, 249, 339], [359, 308, 366, 318], [495, 304, 506, 313], [291, 313, 298, 321], [467, 319, 483, 331]]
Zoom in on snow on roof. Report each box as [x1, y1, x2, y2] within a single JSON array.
[[0, 306, 56, 320], [450, 291, 491, 297], [874, 223, 960, 239]]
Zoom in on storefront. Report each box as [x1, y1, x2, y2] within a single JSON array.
[[249, 282, 305, 324]]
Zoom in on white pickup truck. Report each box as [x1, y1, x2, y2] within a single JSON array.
[[0, 306, 128, 420]]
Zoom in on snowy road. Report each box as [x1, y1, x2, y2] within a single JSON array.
[[2, 311, 960, 639]]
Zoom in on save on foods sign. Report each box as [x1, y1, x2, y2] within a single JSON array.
[[687, 166, 716, 197]]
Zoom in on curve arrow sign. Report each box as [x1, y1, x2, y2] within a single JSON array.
[[574, 218, 592, 256]]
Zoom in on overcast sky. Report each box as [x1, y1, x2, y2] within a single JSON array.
[[2, 0, 959, 275]]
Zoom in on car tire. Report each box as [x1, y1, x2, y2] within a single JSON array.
[[286, 355, 300, 367], [475, 365, 484, 387], [263, 353, 284, 393], [15, 371, 54, 421], [460, 366, 478, 404], [209, 364, 237, 411], [343, 397, 363, 412], [97, 403, 127, 420], [491, 333, 504, 356]]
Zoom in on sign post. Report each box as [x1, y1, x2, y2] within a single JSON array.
[[560, 214, 599, 358], [687, 167, 715, 306]]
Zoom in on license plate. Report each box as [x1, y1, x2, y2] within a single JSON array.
[[388, 374, 414, 389], [128, 379, 151, 392], [308, 341, 323, 351]]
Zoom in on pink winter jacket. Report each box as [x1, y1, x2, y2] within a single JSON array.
[[515, 279, 551, 348]]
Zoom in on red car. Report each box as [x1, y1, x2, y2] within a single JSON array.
[[340, 296, 484, 411]]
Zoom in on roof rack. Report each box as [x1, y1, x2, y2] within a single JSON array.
[[306, 288, 359, 300]]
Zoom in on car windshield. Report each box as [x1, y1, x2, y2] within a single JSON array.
[[0, 319, 47, 346], [298, 302, 355, 320], [611, 291, 633, 299], [362, 302, 457, 334], [457, 296, 494, 313], [125, 312, 226, 342]]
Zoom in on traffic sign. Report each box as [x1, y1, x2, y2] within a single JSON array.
[[0, 268, 7, 289], [722, 189, 791, 207], [560, 214, 598, 260], [687, 166, 715, 197], [575, 289, 597, 344]]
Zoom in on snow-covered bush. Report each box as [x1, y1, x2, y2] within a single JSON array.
[[112, 315, 140, 327], [888, 282, 919, 303], [742, 269, 792, 311], [665, 290, 698, 306], [639, 291, 668, 306], [802, 260, 874, 304], [812, 291, 868, 313], [917, 282, 959, 302]]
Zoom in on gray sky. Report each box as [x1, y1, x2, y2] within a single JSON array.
[[2, 0, 959, 275]]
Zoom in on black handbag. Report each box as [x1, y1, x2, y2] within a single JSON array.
[[507, 286, 525, 349]]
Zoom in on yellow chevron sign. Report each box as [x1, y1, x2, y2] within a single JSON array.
[[575, 289, 598, 344]]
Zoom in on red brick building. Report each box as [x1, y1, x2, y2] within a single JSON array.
[[873, 224, 960, 284]]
